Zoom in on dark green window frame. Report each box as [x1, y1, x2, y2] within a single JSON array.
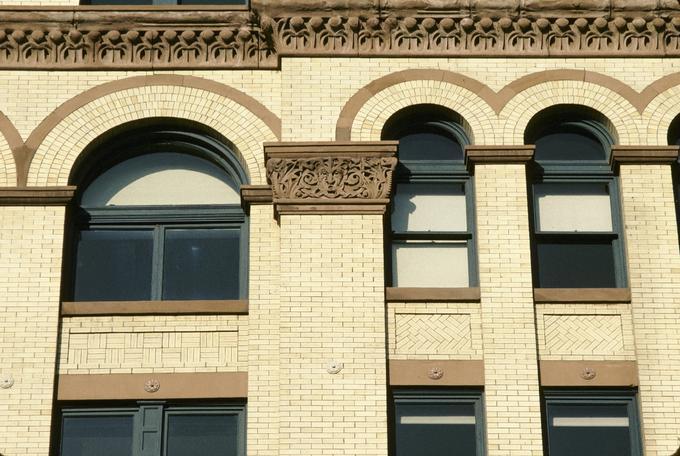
[[58, 402, 246, 456], [543, 389, 642, 456], [67, 124, 249, 302], [384, 105, 479, 288], [527, 116, 627, 288], [72, 205, 248, 301], [392, 389, 486, 456]]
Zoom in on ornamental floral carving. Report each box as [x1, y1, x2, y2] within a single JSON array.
[[266, 156, 397, 201], [1, 9, 680, 69]]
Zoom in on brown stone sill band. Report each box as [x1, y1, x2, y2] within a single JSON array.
[[385, 287, 481, 302], [0, 186, 76, 205], [58, 372, 247, 401], [465, 145, 535, 165], [390, 360, 484, 386], [534, 288, 631, 303], [611, 145, 680, 164], [540, 361, 638, 387], [61, 300, 248, 316]]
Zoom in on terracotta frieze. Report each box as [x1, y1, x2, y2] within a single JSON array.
[[0, 1, 679, 69], [264, 141, 397, 214]]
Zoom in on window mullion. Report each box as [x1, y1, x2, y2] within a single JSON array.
[[151, 226, 165, 300], [136, 404, 163, 456]]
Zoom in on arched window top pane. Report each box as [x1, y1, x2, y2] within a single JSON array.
[[81, 152, 240, 207], [398, 129, 464, 161], [382, 104, 469, 162], [534, 126, 607, 162]]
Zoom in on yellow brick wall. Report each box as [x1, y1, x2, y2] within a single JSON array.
[[247, 204, 281, 456], [1, 56, 680, 456], [0, 206, 64, 456], [536, 304, 636, 361], [474, 164, 543, 456], [278, 213, 387, 456], [387, 302, 483, 360], [619, 164, 680, 456], [58, 315, 247, 374]]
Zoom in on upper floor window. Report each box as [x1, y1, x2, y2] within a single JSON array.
[[382, 104, 477, 288], [544, 390, 642, 456], [59, 402, 246, 455], [526, 106, 627, 288], [393, 389, 485, 456], [68, 124, 248, 302]]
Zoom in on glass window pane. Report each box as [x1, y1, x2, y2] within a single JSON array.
[[548, 403, 632, 456], [392, 241, 469, 287], [399, 132, 463, 161], [396, 402, 477, 456], [61, 415, 134, 456], [74, 230, 153, 301], [166, 414, 238, 456], [81, 153, 240, 207], [536, 183, 613, 232], [392, 183, 467, 232], [535, 130, 606, 161], [162, 228, 240, 300], [536, 240, 617, 288]]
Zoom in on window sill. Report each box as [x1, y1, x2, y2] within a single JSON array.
[[533, 288, 631, 303], [61, 300, 248, 316], [385, 287, 481, 302]]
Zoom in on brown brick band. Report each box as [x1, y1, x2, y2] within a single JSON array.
[[61, 300, 248, 316], [389, 360, 484, 386], [539, 361, 638, 387], [57, 372, 248, 400]]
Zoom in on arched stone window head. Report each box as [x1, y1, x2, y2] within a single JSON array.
[[68, 121, 248, 303]]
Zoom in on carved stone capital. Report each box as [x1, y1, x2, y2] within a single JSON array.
[[264, 141, 398, 215]]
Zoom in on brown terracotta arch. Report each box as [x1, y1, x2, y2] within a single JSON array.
[[639, 72, 680, 111], [335, 69, 497, 141], [0, 111, 24, 186], [18, 74, 281, 186], [335, 69, 643, 141]]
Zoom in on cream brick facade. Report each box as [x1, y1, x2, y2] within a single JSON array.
[[0, 4, 680, 456]]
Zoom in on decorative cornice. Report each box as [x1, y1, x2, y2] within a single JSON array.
[[0, 186, 76, 205], [264, 141, 398, 215], [1, 3, 680, 69], [465, 145, 535, 165], [611, 145, 680, 164]]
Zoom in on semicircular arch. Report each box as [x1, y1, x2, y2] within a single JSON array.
[[499, 80, 641, 145], [27, 75, 280, 187], [641, 82, 680, 145], [340, 72, 497, 144]]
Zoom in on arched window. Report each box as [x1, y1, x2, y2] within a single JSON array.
[[526, 106, 626, 288], [67, 124, 248, 302], [382, 104, 477, 288]]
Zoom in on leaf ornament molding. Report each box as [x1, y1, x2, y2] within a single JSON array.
[[264, 142, 398, 215], [1, 2, 680, 69]]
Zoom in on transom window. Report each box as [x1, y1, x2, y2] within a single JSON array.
[[544, 390, 642, 456], [393, 389, 485, 456], [526, 106, 627, 288], [69, 125, 248, 302], [383, 104, 477, 288], [59, 403, 246, 456]]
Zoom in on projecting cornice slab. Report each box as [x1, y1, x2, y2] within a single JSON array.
[[0, 0, 679, 69]]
